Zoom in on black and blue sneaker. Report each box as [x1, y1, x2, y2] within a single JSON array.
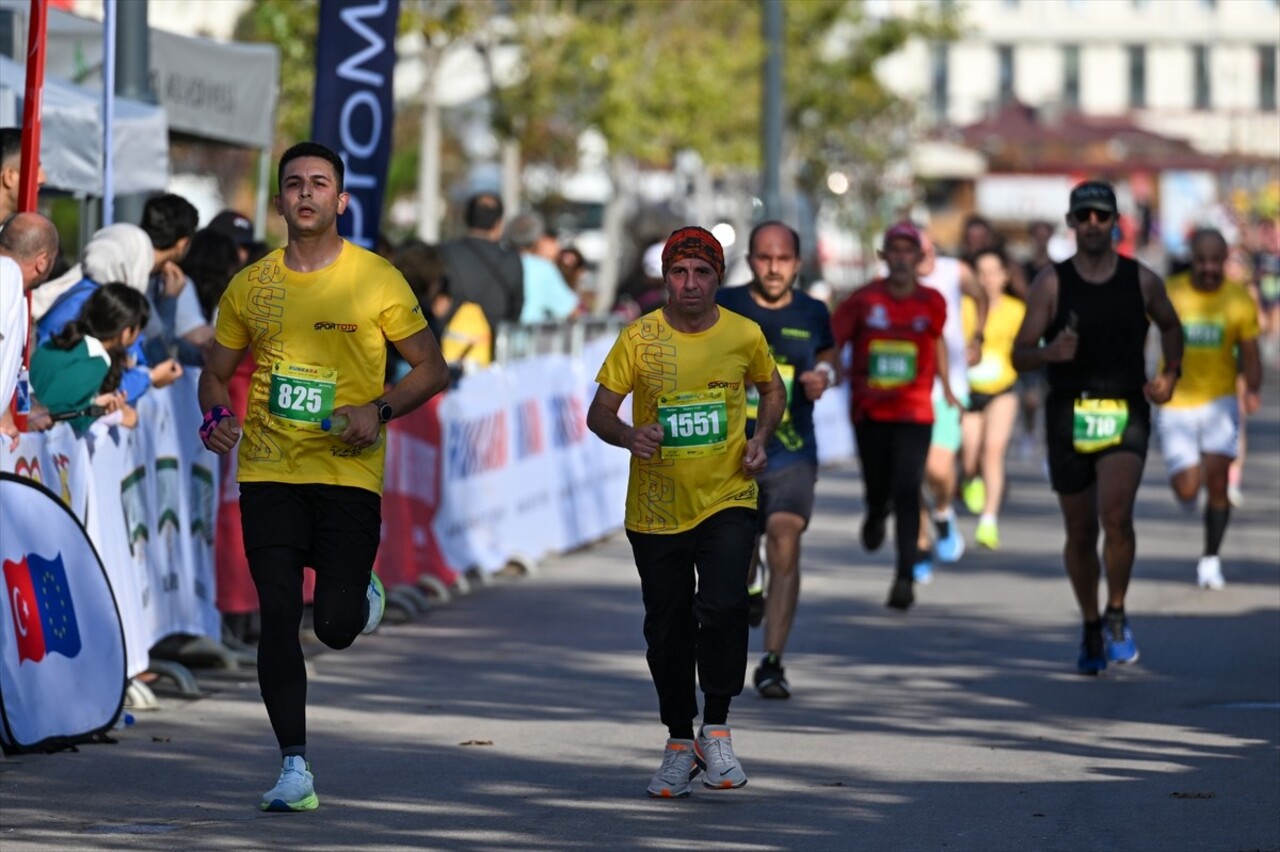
[[1077, 620, 1107, 675], [1103, 609, 1139, 665]]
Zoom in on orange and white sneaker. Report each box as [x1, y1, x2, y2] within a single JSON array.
[[694, 725, 748, 789], [646, 738, 698, 798]]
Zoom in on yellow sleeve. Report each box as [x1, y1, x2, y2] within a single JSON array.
[[595, 330, 635, 396], [747, 326, 778, 385], [961, 296, 977, 340], [1233, 286, 1260, 342], [378, 265, 430, 342], [213, 275, 250, 350]]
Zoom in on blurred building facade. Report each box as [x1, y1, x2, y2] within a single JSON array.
[[874, 0, 1279, 260], [879, 0, 1279, 159]]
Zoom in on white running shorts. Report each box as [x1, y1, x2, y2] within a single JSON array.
[[1157, 395, 1240, 476]]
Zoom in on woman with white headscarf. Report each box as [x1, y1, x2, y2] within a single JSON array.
[[35, 223, 182, 402]]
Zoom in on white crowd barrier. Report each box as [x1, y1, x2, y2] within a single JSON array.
[[1, 375, 221, 679], [1, 334, 854, 692]]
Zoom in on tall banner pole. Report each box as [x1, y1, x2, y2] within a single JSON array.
[[310, 0, 400, 250], [15, 0, 48, 433], [102, 0, 117, 226]]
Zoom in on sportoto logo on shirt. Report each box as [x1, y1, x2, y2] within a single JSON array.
[[4, 553, 82, 664]]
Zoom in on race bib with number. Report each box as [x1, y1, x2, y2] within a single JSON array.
[[868, 339, 917, 388], [269, 362, 337, 428], [746, 362, 794, 422], [1072, 398, 1128, 453], [1182, 320, 1224, 349], [658, 388, 730, 459]]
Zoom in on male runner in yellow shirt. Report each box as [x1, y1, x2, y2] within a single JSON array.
[[1157, 227, 1262, 590], [198, 142, 449, 812], [588, 226, 784, 798]]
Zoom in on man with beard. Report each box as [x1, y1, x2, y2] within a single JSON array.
[[1156, 227, 1261, 590], [1012, 181, 1182, 675], [716, 221, 836, 699]]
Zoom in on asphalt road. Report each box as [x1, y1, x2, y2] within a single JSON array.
[[2, 387, 1277, 852]]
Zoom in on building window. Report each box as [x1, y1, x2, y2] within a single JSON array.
[[931, 43, 949, 122], [997, 44, 1015, 106], [1194, 44, 1211, 109], [1128, 45, 1146, 108], [1063, 45, 1081, 109], [1262, 45, 1278, 111]]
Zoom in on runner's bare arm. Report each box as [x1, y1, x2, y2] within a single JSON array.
[[1240, 337, 1263, 413], [1012, 266, 1073, 371], [750, 368, 786, 448], [587, 384, 663, 460], [959, 262, 988, 366], [1140, 266, 1183, 404], [936, 337, 960, 409], [385, 327, 450, 416], [197, 341, 247, 455], [798, 346, 837, 401]]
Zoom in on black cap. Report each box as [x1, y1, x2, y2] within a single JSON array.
[[1069, 181, 1118, 214], [208, 210, 255, 246]]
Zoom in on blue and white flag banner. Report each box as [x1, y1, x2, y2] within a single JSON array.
[[0, 474, 126, 752], [311, 0, 400, 249]]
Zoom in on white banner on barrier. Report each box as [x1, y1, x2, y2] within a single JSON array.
[[0, 375, 221, 679]]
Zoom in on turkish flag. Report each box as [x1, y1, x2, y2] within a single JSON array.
[[3, 557, 46, 664]]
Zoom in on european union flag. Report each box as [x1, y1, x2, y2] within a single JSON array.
[[28, 553, 82, 660]]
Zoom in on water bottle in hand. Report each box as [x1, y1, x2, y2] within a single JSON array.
[[321, 413, 381, 449]]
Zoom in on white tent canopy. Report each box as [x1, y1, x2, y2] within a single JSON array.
[[1, 0, 279, 150], [0, 53, 169, 197]]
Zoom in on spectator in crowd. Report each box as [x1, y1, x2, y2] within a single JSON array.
[[439, 191, 524, 335], [207, 209, 257, 268], [612, 238, 668, 321], [31, 282, 148, 435], [36, 223, 182, 402], [139, 193, 214, 365], [0, 211, 59, 446], [557, 245, 594, 314], [392, 239, 491, 381], [0, 127, 47, 225], [180, 228, 242, 324], [506, 211, 579, 324]]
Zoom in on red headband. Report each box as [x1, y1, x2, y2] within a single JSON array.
[[662, 226, 725, 280]]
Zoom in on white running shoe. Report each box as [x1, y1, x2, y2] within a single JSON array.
[[694, 725, 748, 789], [646, 739, 698, 798], [362, 571, 386, 635], [261, 755, 318, 812], [1196, 556, 1225, 590]]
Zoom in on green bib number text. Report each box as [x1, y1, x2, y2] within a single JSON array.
[[868, 339, 917, 388], [658, 388, 729, 459], [269, 362, 337, 428], [1072, 398, 1128, 453]]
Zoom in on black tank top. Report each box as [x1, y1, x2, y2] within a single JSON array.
[[1046, 256, 1148, 398]]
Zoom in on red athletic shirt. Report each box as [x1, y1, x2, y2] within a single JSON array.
[[831, 279, 947, 424]]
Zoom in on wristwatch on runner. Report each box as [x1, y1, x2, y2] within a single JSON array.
[[373, 398, 393, 423]]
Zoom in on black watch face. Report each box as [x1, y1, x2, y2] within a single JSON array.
[[378, 402, 393, 423]]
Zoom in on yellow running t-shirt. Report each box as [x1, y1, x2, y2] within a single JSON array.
[[962, 294, 1025, 395], [215, 242, 428, 494], [1164, 274, 1259, 409], [596, 307, 776, 534]]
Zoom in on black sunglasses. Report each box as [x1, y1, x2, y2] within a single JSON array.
[[1073, 209, 1115, 224]]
